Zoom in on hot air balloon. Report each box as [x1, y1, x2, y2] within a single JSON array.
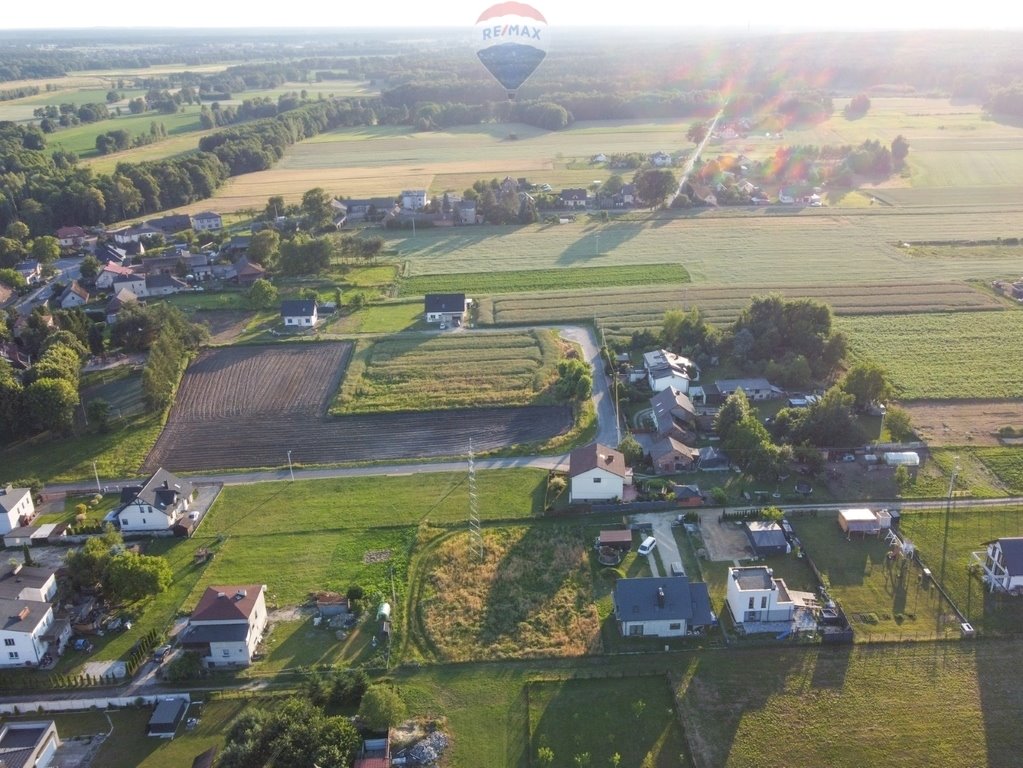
[[474, 2, 548, 100]]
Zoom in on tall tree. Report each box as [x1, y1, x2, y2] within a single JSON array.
[[891, 135, 910, 168], [632, 168, 677, 208], [841, 362, 894, 410]]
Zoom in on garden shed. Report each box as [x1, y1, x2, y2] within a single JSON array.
[[148, 697, 189, 738], [839, 509, 881, 536], [598, 529, 633, 552], [744, 521, 790, 556]]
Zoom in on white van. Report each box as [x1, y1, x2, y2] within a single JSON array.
[[638, 536, 657, 556]]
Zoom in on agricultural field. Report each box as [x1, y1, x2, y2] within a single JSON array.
[[417, 527, 601, 662], [333, 330, 562, 414], [477, 281, 1001, 335], [40, 105, 205, 159], [837, 311, 1023, 400], [903, 400, 1023, 447], [398, 263, 690, 296], [144, 342, 573, 471]]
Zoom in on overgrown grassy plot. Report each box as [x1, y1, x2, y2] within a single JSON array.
[[398, 263, 690, 297], [900, 506, 1023, 635], [417, 527, 601, 661], [529, 677, 690, 768], [675, 642, 1018, 768], [838, 310, 1023, 400], [790, 515, 951, 640], [333, 329, 563, 414], [972, 447, 1023, 493]]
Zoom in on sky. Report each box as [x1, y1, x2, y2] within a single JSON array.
[[3, 0, 1022, 31]]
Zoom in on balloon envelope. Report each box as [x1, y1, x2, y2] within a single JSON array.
[[474, 2, 548, 98]]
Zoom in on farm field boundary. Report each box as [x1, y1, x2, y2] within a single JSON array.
[[477, 281, 1001, 333], [143, 342, 572, 472]]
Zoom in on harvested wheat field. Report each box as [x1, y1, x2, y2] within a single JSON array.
[[144, 343, 572, 472], [903, 399, 1023, 447]]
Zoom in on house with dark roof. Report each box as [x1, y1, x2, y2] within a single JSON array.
[[179, 585, 268, 666], [58, 280, 89, 309], [568, 443, 631, 502], [345, 198, 397, 222], [649, 387, 697, 437], [424, 293, 467, 325], [232, 257, 266, 286], [114, 468, 193, 532], [111, 273, 147, 298], [613, 576, 713, 637], [95, 242, 131, 267], [0, 597, 59, 667], [0, 720, 60, 766], [559, 188, 589, 209], [14, 260, 41, 285], [145, 274, 189, 297], [744, 521, 790, 557], [977, 537, 1023, 593], [106, 288, 140, 324], [281, 299, 318, 327], [191, 211, 223, 232], [649, 436, 699, 475], [0, 565, 58, 604], [147, 214, 193, 235], [148, 697, 189, 738], [708, 378, 783, 403]]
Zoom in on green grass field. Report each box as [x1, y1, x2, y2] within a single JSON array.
[[838, 310, 1023, 400], [324, 299, 425, 333], [972, 447, 1023, 493], [398, 263, 690, 296], [332, 329, 563, 413], [43, 105, 205, 159]]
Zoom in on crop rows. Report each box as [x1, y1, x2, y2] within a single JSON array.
[[838, 310, 1023, 400], [478, 282, 1002, 340], [144, 342, 571, 472], [398, 263, 690, 297], [335, 330, 562, 414]]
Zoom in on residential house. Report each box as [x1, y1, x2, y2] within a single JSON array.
[[0, 486, 35, 535], [222, 235, 251, 256], [707, 378, 782, 403], [643, 349, 699, 394], [114, 468, 193, 533], [0, 565, 58, 604], [976, 537, 1023, 593], [424, 293, 467, 325], [232, 257, 267, 287], [0, 598, 58, 666], [649, 436, 700, 475], [559, 189, 589, 209], [744, 521, 790, 557], [191, 211, 223, 232], [112, 273, 148, 299], [611, 183, 636, 208], [147, 214, 193, 235], [401, 190, 427, 211], [650, 151, 674, 167], [672, 484, 704, 507], [689, 184, 718, 206], [109, 224, 163, 244], [179, 584, 268, 666], [0, 342, 29, 370], [95, 242, 130, 266], [183, 252, 214, 281], [726, 566, 797, 625], [145, 274, 189, 297], [613, 576, 713, 637], [55, 226, 87, 248], [697, 446, 730, 472], [649, 387, 697, 437], [281, 299, 318, 327], [97, 260, 142, 290], [455, 200, 478, 225], [591, 153, 607, 163], [58, 280, 89, 309], [139, 255, 182, 277], [345, 198, 397, 222], [568, 443, 630, 502], [14, 260, 42, 285], [0, 720, 60, 766]]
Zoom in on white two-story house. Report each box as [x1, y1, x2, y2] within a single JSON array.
[[180, 585, 268, 667], [115, 469, 193, 532], [643, 349, 699, 394], [0, 599, 56, 667], [0, 486, 34, 535], [726, 566, 798, 625], [568, 443, 631, 503]]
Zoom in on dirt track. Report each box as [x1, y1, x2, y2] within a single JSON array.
[[143, 343, 573, 472]]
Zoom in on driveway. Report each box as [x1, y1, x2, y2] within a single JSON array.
[[696, 510, 753, 562], [631, 511, 683, 577]]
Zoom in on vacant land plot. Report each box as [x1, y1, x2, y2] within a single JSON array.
[[676, 641, 1022, 768], [333, 330, 561, 414], [972, 448, 1023, 493], [904, 400, 1023, 446], [143, 341, 571, 471], [478, 281, 1000, 333], [838, 311, 1023, 400], [419, 527, 601, 661], [529, 676, 688, 768], [398, 263, 690, 296], [190, 309, 257, 344], [80, 369, 145, 419], [791, 514, 952, 640]]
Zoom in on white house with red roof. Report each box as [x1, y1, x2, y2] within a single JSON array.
[[179, 585, 268, 666], [55, 226, 87, 248], [568, 443, 631, 502], [96, 261, 142, 290]]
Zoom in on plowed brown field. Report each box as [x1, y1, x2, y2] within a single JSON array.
[[143, 343, 572, 472]]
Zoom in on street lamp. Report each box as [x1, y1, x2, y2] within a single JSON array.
[[287, 450, 294, 482]]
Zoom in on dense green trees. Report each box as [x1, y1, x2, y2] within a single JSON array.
[[104, 551, 173, 603], [246, 278, 278, 309], [632, 168, 677, 208]]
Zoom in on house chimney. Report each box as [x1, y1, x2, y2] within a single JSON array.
[[15, 606, 29, 621], [656, 587, 665, 608], [163, 480, 169, 489], [217, 592, 226, 599]]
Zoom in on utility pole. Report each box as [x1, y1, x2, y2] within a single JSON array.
[[287, 450, 295, 482], [93, 461, 101, 494]]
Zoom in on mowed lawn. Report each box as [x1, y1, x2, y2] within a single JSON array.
[[838, 310, 1023, 400], [333, 329, 563, 413], [183, 470, 546, 607], [676, 641, 1023, 768]]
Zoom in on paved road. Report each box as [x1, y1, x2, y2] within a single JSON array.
[[560, 325, 619, 448], [668, 107, 726, 207]]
